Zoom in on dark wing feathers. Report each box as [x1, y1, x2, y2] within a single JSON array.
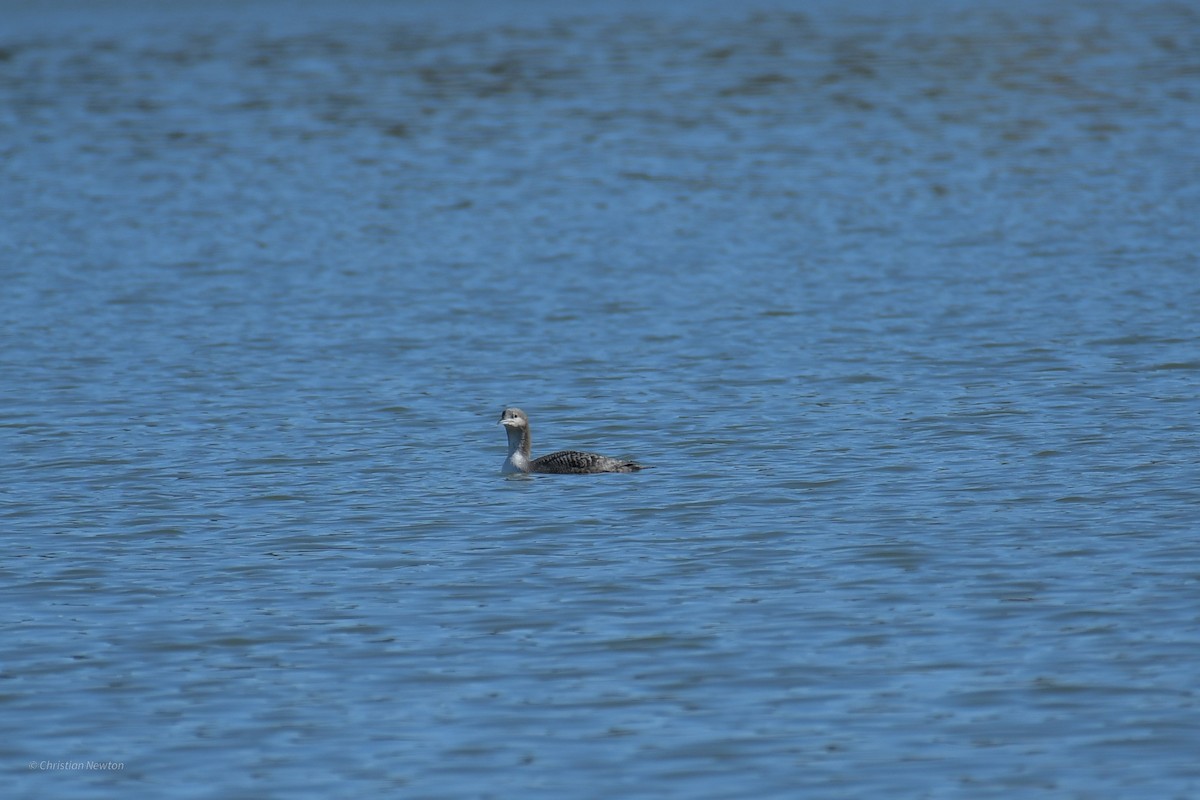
[[530, 450, 645, 474]]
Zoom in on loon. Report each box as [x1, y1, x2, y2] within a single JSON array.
[[498, 407, 648, 475]]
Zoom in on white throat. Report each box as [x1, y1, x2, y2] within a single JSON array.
[[502, 425, 531, 474]]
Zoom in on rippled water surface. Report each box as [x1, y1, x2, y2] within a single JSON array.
[[3, 0, 1199, 797]]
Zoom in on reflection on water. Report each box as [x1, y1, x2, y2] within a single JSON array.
[[2, 1, 1198, 798]]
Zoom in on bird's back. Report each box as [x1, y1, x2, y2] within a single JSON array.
[[531, 450, 645, 474]]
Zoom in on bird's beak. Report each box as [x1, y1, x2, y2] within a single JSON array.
[[499, 418, 518, 427]]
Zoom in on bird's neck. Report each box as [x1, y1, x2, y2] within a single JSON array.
[[504, 425, 532, 473]]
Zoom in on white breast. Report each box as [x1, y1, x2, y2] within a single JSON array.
[[502, 450, 529, 474]]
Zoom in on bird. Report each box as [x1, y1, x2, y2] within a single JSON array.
[[498, 407, 649, 474]]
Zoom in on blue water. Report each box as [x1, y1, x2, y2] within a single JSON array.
[[3, 0, 1199, 797]]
